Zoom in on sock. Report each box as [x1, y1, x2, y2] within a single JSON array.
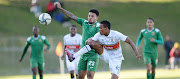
[[152, 73, 155, 79], [147, 73, 151, 79], [74, 45, 91, 58], [33, 75, 36, 79], [40, 75, 43, 79]]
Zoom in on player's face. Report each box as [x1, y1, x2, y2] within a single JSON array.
[[88, 12, 98, 24], [33, 27, 39, 35], [69, 27, 77, 35], [99, 24, 107, 35], [146, 19, 154, 29]]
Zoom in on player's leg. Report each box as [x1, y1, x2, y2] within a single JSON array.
[[78, 58, 87, 79], [66, 38, 103, 61], [66, 55, 76, 79], [86, 58, 99, 79], [111, 74, 118, 79], [151, 53, 158, 79], [75, 57, 80, 79], [38, 61, 44, 79], [109, 59, 122, 79], [143, 53, 152, 79], [31, 59, 38, 79]]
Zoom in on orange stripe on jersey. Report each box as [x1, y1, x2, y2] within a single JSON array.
[[66, 45, 80, 49], [103, 42, 120, 50]]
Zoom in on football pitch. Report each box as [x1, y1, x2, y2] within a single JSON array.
[[0, 69, 179, 79]]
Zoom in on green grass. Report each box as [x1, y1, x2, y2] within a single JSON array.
[[0, 0, 180, 76], [0, 69, 180, 79]]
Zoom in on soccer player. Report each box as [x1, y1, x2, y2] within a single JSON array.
[[55, 2, 100, 79], [61, 25, 82, 79], [66, 20, 142, 79], [19, 26, 50, 79], [136, 18, 163, 79]]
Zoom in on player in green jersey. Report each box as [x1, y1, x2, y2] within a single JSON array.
[[19, 26, 50, 79], [136, 18, 163, 79], [55, 2, 100, 79]]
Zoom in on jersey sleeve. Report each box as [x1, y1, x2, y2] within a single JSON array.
[[116, 32, 127, 42], [63, 36, 66, 46], [20, 37, 31, 60], [77, 18, 85, 25], [136, 29, 144, 46], [42, 36, 51, 50], [155, 29, 164, 45], [79, 35, 82, 45], [92, 32, 100, 41]]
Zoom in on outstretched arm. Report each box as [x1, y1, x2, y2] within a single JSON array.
[[125, 38, 142, 60], [19, 42, 30, 62], [54, 2, 78, 22]]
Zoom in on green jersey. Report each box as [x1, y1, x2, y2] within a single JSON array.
[[136, 28, 163, 53], [77, 18, 99, 59], [21, 35, 50, 60]]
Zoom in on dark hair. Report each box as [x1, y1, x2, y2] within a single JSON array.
[[89, 9, 99, 16], [147, 17, 154, 22], [100, 20, 111, 29], [71, 25, 77, 28]]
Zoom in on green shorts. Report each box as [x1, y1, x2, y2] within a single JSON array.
[[30, 58, 44, 70], [143, 52, 158, 67], [78, 57, 99, 72]]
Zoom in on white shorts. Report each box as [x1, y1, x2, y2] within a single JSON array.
[[66, 55, 80, 74], [99, 51, 123, 77]]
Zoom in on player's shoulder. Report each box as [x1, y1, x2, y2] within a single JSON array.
[[111, 30, 122, 34], [154, 28, 160, 32], [64, 34, 70, 38], [140, 29, 146, 33], [27, 36, 32, 42], [76, 33, 82, 37], [41, 35, 46, 40]]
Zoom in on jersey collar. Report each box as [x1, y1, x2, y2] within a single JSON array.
[[33, 35, 40, 40], [147, 27, 154, 32]]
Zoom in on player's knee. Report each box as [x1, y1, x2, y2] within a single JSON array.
[[87, 71, 93, 79]]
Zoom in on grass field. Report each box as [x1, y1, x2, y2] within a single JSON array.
[[0, 69, 179, 79]]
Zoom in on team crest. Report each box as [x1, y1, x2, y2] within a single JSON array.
[[152, 32, 155, 35], [92, 24, 95, 28], [39, 39, 42, 42]]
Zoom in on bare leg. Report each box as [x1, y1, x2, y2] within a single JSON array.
[[87, 71, 95, 79], [111, 74, 118, 79], [78, 70, 87, 79], [38, 68, 43, 79], [32, 67, 37, 79]]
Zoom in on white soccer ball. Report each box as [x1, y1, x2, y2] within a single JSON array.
[[39, 13, 51, 25]]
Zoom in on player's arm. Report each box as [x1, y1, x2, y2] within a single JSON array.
[[54, 2, 78, 22], [44, 38, 51, 52], [61, 45, 66, 60], [125, 38, 142, 60], [19, 42, 30, 62], [136, 31, 143, 47], [155, 31, 164, 45]]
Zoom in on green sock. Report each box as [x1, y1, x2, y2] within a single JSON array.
[[40, 75, 43, 79], [33, 75, 36, 79], [152, 73, 155, 79], [147, 73, 152, 79]]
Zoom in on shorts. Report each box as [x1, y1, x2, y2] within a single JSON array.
[[143, 52, 158, 67], [99, 51, 123, 77], [30, 58, 44, 70], [78, 56, 99, 72], [66, 55, 80, 74]]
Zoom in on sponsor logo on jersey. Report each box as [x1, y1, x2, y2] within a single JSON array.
[[103, 42, 120, 50], [39, 39, 42, 42], [152, 32, 155, 35]]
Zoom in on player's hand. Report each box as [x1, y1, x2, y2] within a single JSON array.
[[136, 55, 142, 60], [136, 47, 140, 50], [44, 49, 48, 52], [19, 58, 22, 62], [149, 38, 155, 42], [54, 2, 62, 9], [61, 55, 64, 60]]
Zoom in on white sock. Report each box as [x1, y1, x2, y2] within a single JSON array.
[[74, 45, 92, 58]]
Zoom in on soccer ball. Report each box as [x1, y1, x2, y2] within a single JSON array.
[[39, 13, 51, 25]]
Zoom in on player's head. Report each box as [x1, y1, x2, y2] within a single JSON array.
[[69, 25, 77, 36], [33, 26, 39, 35], [88, 9, 99, 24], [99, 20, 111, 35], [146, 17, 154, 29]]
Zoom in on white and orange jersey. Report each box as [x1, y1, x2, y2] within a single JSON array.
[[63, 33, 82, 54], [92, 30, 127, 60]]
